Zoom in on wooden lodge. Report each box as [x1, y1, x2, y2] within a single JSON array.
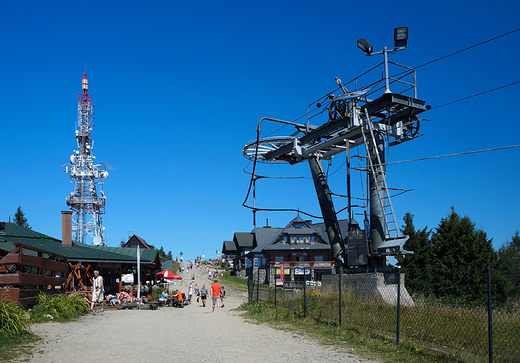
[[0, 215, 161, 305]]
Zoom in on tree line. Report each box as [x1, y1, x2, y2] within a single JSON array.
[[396, 207, 520, 305]]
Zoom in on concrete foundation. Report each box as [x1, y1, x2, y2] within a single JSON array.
[[322, 272, 414, 307]]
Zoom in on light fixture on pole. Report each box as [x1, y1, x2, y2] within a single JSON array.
[[356, 27, 409, 93], [394, 27, 408, 48], [357, 38, 373, 55]]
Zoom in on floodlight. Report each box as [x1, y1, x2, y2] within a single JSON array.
[[394, 27, 408, 48], [357, 38, 373, 55]]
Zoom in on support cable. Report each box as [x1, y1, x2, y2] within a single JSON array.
[[380, 145, 520, 166], [431, 81, 520, 110], [414, 28, 520, 69]]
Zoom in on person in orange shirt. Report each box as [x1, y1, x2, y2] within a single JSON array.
[[210, 279, 221, 312]]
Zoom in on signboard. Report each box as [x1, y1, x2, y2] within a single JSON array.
[[294, 268, 311, 275], [121, 274, 134, 284], [280, 263, 284, 282], [275, 269, 290, 275]]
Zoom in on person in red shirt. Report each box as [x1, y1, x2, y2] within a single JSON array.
[[210, 279, 221, 312]]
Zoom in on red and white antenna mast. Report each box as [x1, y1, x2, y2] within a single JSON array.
[[63, 74, 112, 246]]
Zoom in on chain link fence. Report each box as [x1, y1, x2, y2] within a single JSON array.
[[248, 265, 520, 362]]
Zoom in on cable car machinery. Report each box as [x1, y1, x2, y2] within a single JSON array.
[[243, 28, 429, 269]]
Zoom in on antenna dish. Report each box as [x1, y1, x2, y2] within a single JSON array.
[[93, 236, 102, 246]]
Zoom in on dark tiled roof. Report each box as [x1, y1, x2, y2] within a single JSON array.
[[223, 240, 237, 252], [124, 235, 155, 249], [233, 232, 254, 248], [251, 227, 283, 253], [311, 219, 360, 243]]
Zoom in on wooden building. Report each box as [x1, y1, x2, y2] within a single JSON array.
[[0, 219, 161, 305], [230, 216, 367, 287]]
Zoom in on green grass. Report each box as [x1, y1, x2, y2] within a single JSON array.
[[0, 292, 91, 360], [240, 285, 520, 363], [238, 301, 469, 363], [0, 330, 41, 362], [31, 292, 90, 322], [220, 271, 248, 291]]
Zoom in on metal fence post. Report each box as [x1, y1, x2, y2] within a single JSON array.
[[396, 267, 401, 345], [339, 266, 342, 327], [248, 274, 253, 303], [274, 281, 277, 308], [488, 264, 493, 363], [256, 268, 260, 303], [303, 277, 307, 318]]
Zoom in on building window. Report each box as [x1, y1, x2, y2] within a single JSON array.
[[275, 256, 283, 262], [315, 256, 323, 262], [283, 236, 287, 243], [311, 236, 315, 242], [294, 223, 303, 228]]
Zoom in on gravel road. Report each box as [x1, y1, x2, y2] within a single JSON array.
[[26, 264, 380, 363]]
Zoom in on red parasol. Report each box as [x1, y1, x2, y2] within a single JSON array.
[[157, 270, 182, 280]]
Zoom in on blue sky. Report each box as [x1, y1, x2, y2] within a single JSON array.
[[2, 0, 519, 261]]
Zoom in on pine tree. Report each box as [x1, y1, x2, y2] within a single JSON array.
[[429, 207, 497, 303], [397, 212, 434, 295], [14, 206, 31, 229], [497, 231, 520, 297], [397, 212, 432, 269]]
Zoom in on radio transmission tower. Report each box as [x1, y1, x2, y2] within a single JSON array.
[[63, 74, 111, 246]]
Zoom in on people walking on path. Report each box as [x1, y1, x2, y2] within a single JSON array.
[[210, 279, 221, 312], [90, 270, 104, 312], [188, 282, 193, 301], [220, 285, 226, 308], [200, 285, 208, 307]]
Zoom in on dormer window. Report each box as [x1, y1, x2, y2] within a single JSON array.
[[294, 223, 303, 228]]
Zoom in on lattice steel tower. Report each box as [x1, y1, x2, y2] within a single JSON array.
[[63, 74, 110, 246]]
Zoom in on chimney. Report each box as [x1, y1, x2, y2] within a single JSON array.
[[61, 211, 73, 247]]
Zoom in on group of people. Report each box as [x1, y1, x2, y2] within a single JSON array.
[[87, 267, 228, 313], [158, 288, 185, 307]]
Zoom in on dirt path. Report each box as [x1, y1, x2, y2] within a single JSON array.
[[26, 263, 379, 363]]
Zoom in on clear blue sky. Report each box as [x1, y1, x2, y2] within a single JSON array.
[[2, 0, 519, 261]]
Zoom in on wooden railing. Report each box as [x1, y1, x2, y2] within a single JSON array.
[[0, 244, 68, 305]]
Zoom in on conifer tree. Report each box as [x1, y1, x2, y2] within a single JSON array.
[[397, 212, 432, 269], [397, 212, 434, 295], [14, 206, 31, 229], [497, 231, 520, 297], [429, 207, 497, 302]]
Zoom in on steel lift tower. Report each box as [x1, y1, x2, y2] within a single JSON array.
[[63, 74, 111, 246], [243, 28, 429, 269]]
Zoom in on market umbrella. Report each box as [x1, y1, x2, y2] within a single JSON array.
[[157, 270, 182, 280]]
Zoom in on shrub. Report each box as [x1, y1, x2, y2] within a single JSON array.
[[0, 295, 30, 335], [31, 293, 89, 322], [150, 287, 166, 301]]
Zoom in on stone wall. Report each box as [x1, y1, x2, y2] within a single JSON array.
[[322, 272, 414, 307]]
